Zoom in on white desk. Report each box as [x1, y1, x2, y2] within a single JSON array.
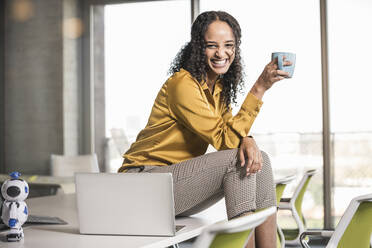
[[0, 194, 217, 248]]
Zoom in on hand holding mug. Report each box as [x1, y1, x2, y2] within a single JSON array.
[[250, 52, 296, 99], [257, 57, 293, 88], [271, 52, 296, 78]]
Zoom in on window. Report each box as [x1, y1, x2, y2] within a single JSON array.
[[328, 0, 372, 226], [105, 0, 191, 141], [103, 0, 191, 171]]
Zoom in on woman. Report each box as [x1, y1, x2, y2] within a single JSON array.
[[118, 11, 291, 247]]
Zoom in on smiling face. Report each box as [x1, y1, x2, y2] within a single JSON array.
[[204, 20, 236, 82]]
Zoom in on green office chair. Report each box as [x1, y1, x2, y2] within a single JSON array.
[[300, 193, 372, 248], [278, 169, 317, 245], [275, 175, 296, 248], [192, 206, 276, 248]]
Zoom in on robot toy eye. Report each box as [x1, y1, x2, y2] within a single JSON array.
[[7, 186, 21, 198], [1, 173, 29, 201]]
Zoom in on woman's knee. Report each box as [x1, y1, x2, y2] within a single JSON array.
[[260, 150, 272, 171], [206, 148, 239, 170], [256, 150, 276, 208], [258, 150, 274, 184]]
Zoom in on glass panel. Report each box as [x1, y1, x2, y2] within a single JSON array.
[[104, 0, 191, 171], [328, 0, 372, 226], [200, 0, 323, 228]]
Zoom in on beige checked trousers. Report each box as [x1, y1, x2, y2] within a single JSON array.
[[127, 148, 276, 220]]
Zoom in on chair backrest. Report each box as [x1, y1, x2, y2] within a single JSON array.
[[327, 193, 372, 248], [293, 169, 317, 226], [275, 175, 296, 205], [50, 154, 100, 177], [275, 175, 296, 248], [193, 207, 276, 248]]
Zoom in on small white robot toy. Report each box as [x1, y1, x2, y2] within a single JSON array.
[[1, 172, 29, 242]]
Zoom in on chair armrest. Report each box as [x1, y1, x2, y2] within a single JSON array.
[[303, 229, 334, 237], [278, 200, 291, 210], [207, 207, 276, 234], [280, 197, 291, 202], [274, 175, 296, 185], [300, 230, 334, 248]]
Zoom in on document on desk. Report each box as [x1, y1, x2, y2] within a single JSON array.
[[0, 215, 67, 232], [25, 215, 67, 225], [176, 225, 185, 232]]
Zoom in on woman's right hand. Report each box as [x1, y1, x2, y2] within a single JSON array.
[[249, 57, 292, 99]]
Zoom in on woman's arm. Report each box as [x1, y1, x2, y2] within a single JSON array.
[[222, 104, 263, 175], [250, 57, 292, 100], [240, 57, 292, 174]]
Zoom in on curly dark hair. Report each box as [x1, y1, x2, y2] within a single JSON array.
[[169, 11, 244, 106]]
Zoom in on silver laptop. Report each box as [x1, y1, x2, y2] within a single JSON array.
[[75, 173, 176, 236]]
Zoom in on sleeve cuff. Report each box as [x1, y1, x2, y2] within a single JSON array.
[[241, 92, 263, 116]]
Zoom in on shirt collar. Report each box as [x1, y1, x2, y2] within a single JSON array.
[[214, 79, 223, 94], [201, 79, 223, 95]]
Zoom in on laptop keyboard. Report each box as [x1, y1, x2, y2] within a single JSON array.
[[176, 225, 185, 232], [26, 215, 67, 225], [0, 215, 67, 232]]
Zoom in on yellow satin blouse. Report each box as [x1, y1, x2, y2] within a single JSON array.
[[118, 68, 263, 172]]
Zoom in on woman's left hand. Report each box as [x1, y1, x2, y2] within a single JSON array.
[[239, 136, 263, 176]]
